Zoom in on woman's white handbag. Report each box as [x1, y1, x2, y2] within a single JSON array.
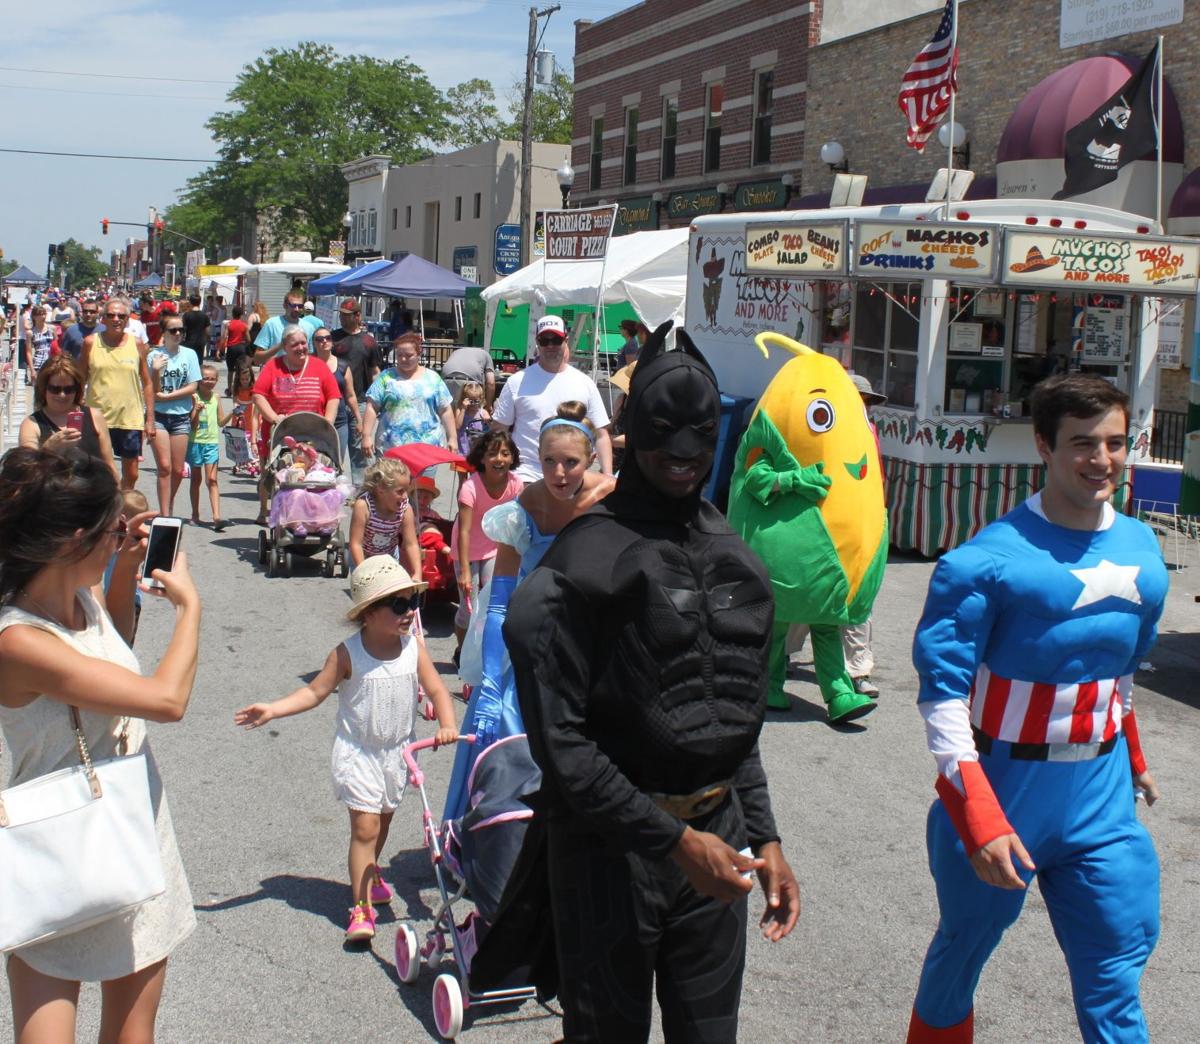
[[0, 710, 165, 953]]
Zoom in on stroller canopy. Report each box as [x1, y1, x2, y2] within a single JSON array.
[[269, 411, 342, 463]]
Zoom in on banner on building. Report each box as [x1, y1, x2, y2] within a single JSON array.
[[544, 206, 617, 262], [327, 240, 346, 263], [1060, 0, 1182, 49]]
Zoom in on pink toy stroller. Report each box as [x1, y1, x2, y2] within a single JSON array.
[[396, 735, 545, 1039]]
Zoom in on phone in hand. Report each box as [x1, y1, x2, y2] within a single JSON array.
[[142, 517, 182, 589], [66, 410, 84, 431]]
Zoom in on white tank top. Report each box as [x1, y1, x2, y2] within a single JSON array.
[[335, 631, 419, 749]]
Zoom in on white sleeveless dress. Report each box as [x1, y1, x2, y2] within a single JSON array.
[[331, 631, 420, 813], [0, 591, 196, 981]]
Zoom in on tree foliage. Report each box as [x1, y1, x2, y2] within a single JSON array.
[[0, 259, 19, 278], [502, 69, 574, 145], [171, 43, 450, 255], [50, 239, 108, 291], [445, 79, 505, 149]]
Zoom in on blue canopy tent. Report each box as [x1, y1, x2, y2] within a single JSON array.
[[307, 258, 392, 297], [1, 264, 49, 287], [133, 272, 164, 289], [354, 254, 476, 298]]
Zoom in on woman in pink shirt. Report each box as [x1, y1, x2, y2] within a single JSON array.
[[451, 430, 522, 654]]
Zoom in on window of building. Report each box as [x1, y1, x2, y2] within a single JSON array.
[[623, 106, 638, 185], [590, 117, 604, 191], [391, 208, 398, 231], [704, 83, 723, 173], [367, 209, 377, 248], [405, 205, 412, 228], [350, 211, 360, 248], [661, 96, 678, 181], [753, 70, 774, 166], [455, 196, 462, 221], [848, 282, 923, 408], [473, 192, 481, 219]]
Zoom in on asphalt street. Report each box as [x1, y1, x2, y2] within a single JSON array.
[[2, 450, 1198, 1043]]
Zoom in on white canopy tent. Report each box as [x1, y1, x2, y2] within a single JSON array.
[[480, 227, 688, 351], [194, 256, 254, 302]]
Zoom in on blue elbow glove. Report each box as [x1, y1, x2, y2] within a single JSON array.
[[474, 575, 517, 749]]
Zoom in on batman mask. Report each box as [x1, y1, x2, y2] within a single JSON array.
[[613, 321, 722, 519]]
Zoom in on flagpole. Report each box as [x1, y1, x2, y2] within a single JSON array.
[[944, 0, 959, 216], [1155, 35, 1164, 229]]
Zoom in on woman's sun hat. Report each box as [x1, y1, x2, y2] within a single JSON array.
[[346, 555, 428, 620]]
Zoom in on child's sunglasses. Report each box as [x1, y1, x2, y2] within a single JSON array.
[[381, 591, 425, 615]]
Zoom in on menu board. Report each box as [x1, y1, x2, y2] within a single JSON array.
[[744, 221, 849, 277], [1081, 295, 1126, 363], [1003, 230, 1200, 296], [853, 221, 999, 282]]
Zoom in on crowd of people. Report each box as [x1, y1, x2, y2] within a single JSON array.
[[0, 281, 1172, 1044]]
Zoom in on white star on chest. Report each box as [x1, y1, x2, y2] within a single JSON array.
[[1069, 559, 1142, 611]]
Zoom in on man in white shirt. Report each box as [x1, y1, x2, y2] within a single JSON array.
[[491, 315, 612, 481]]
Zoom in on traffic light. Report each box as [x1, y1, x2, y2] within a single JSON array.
[[48, 242, 56, 259], [56, 244, 66, 261], [102, 218, 109, 236]]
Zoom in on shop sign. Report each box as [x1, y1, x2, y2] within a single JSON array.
[[744, 220, 849, 277], [452, 246, 477, 276], [545, 206, 616, 261], [1003, 230, 1200, 295], [534, 212, 546, 258], [196, 265, 238, 276], [494, 224, 521, 275], [1060, 0, 1183, 50], [1156, 303, 1183, 368], [667, 188, 722, 220], [327, 240, 345, 264], [614, 196, 658, 235], [853, 221, 999, 282], [734, 180, 788, 212]]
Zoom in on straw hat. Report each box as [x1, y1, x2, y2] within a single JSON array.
[[346, 556, 428, 620], [610, 361, 637, 395]]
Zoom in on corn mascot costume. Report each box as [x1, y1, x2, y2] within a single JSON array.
[[728, 332, 888, 724]]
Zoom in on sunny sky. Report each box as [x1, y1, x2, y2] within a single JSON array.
[[0, 0, 628, 277]]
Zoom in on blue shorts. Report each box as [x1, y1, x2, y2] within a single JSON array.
[[155, 411, 192, 437], [109, 428, 143, 460], [187, 442, 219, 466]]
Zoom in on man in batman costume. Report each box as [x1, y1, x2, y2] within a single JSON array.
[[489, 321, 799, 1042]]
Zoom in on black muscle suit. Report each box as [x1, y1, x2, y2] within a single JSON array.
[[503, 328, 783, 1042]]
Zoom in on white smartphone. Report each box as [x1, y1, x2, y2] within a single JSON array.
[[142, 517, 182, 589]]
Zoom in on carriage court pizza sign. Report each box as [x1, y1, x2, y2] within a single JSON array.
[[743, 221, 849, 277], [544, 206, 617, 261], [1060, 0, 1183, 49]]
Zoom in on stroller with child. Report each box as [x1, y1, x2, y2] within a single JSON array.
[[256, 412, 351, 579], [396, 733, 547, 1039]]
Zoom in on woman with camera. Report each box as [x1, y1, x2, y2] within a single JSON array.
[[0, 446, 200, 1043]]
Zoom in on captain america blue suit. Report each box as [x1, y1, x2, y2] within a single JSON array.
[[907, 493, 1167, 1044]]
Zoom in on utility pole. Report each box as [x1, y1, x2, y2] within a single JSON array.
[[520, 4, 559, 268]]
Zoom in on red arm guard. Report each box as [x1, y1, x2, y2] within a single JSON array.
[[934, 760, 1014, 856], [1123, 708, 1148, 776]]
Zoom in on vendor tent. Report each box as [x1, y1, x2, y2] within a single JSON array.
[[307, 258, 393, 297], [133, 272, 164, 289], [196, 256, 254, 303], [354, 254, 477, 298], [2, 264, 48, 286], [480, 228, 688, 331]]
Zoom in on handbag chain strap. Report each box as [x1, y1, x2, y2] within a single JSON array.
[[70, 707, 103, 800]]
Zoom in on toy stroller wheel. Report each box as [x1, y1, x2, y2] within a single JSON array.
[[279, 550, 291, 578], [339, 553, 349, 578], [322, 551, 335, 578], [395, 922, 420, 984], [257, 530, 269, 565], [433, 973, 463, 1039]]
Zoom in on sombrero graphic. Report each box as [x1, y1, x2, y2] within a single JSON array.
[[1009, 245, 1060, 274]]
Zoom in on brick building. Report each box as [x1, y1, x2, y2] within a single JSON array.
[[569, 0, 818, 231]]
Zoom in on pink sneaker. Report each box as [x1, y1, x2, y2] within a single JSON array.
[[369, 866, 393, 905], [345, 902, 376, 942]]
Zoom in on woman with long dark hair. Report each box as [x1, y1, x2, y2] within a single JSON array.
[[0, 446, 201, 1043], [19, 355, 118, 480]]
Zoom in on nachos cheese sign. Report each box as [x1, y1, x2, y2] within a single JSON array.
[[1002, 230, 1200, 295], [852, 221, 999, 282]]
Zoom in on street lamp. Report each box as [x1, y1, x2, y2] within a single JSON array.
[[556, 160, 575, 208], [937, 121, 970, 168], [821, 141, 849, 173]]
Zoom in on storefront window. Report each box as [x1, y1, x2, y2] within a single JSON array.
[[945, 287, 1008, 414], [819, 282, 852, 356], [850, 282, 920, 407]]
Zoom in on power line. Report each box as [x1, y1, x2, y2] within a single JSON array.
[[0, 147, 214, 163], [0, 64, 234, 85], [0, 82, 224, 102]]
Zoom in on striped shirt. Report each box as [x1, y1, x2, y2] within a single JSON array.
[[969, 665, 1130, 746], [252, 356, 340, 439], [360, 490, 408, 558]]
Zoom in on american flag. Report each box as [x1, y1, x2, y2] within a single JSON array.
[[898, 0, 959, 152]]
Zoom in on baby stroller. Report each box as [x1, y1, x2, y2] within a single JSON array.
[[257, 412, 350, 579], [396, 734, 544, 1039]]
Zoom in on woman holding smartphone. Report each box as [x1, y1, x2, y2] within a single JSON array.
[[0, 445, 201, 1044], [18, 355, 118, 480]]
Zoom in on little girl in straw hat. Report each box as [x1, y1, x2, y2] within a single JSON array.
[[235, 556, 458, 943]]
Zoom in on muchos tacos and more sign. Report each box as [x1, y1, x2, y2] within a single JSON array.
[[853, 221, 999, 282], [1002, 230, 1200, 295]]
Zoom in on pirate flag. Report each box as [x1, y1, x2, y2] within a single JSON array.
[[1054, 43, 1160, 201]]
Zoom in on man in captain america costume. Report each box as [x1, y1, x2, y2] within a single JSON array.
[[907, 375, 1167, 1044]]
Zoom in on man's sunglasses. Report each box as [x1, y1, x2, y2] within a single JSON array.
[[536, 335, 565, 346], [163, 327, 184, 334], [379, 591, 425, 615]]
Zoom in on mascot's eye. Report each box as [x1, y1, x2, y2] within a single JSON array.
[[652, 418, 674, 433], [806, 399, 835, 433]]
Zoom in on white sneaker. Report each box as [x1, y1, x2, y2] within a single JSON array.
[[853, 677, 879, 699]]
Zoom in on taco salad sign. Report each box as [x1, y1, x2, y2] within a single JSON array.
[[1002, 230, 1200, 295], [853, 222, 999, 282], [743, 221, 848, 277]]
